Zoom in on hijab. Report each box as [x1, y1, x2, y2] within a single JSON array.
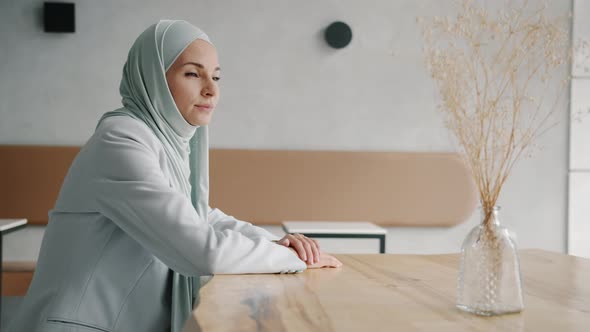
[[97, 19, 211, 332]]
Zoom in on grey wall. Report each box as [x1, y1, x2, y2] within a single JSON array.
[[568, 0, 590, 258], [1, 0, 572, 260]]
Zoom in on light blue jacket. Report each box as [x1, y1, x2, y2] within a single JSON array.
[[7, 116, 306, 332]]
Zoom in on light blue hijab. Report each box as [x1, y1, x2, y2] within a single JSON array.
[[97, 20, 211, 331]]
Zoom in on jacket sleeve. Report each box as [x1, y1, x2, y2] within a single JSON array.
[[86, 123, 306, 277], [208, 207, 281, 241]]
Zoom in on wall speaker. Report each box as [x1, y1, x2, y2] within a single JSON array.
[[44, 2, 75, 33], [324, 21, 352, 49]]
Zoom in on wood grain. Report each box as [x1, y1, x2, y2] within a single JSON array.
[[187, 250, 590, 332]]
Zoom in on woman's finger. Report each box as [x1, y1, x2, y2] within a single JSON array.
[[305, 237, 320, 264], [330, 256, 343, 267], [322, 255, 341, 268], [312, 253, 343, 268], [289, 235, 307, 261], [282, 234, 322, 264], [278, 237, 290, 247], [311, 238, 320, 251], [304, 238, 317, 264], [299, 236, 313, 264], [296, 234, 314, 264]]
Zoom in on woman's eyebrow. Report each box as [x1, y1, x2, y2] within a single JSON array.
[[183, 62, 221, 71]]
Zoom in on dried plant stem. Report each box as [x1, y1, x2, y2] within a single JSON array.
[[419, 0, 570, 221], [481, 222, 503, 310]]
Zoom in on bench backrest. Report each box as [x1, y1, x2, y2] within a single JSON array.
[[0, 146, 478, 226]]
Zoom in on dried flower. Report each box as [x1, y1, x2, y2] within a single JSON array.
[[419, 0, 571, 224]]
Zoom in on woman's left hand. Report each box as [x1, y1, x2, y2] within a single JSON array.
[[275, 233, 320, 265]]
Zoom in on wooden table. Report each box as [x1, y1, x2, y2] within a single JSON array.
[[184, 249, 590, 332]]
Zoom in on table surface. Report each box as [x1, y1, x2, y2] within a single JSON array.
[[282, 221, 387, 235], [0, 218, 27, 233], [185, 249, 590, 332]]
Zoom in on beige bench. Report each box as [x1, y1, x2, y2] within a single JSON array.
[[0, 146, 477, 295]]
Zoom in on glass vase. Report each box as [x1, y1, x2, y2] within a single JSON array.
[[456, 206, 524, 316]]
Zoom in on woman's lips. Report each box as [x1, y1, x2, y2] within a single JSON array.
[[195, 104, 213, 112]]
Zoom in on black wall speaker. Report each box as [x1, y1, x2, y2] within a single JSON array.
[[324, 21, 352, 49], [44, 2, 75, 33]]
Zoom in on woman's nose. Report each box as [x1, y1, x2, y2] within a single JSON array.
[[201, 81, 218, 97]]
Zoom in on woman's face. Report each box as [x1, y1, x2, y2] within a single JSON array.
[[166, 39, 220, 126]]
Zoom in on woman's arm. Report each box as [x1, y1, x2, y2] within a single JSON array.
[[83, 120, 306, 276], [207, 207, 280, 241], [208, 208, 326, 265]]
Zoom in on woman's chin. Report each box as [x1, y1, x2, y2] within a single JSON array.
[[181, 108, 214, 126], [189, 116, 211, 126]]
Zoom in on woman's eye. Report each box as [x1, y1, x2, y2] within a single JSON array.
[[213, 76, 221, 82], [185, 72, 199, 78]]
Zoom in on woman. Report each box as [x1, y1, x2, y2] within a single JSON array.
[[8, 20, 341, 332]]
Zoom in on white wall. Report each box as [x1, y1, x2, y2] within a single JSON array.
[[1, 0, 572, 259], [568, 0, 590, 258]]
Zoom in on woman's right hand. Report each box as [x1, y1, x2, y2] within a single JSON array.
[[306, 253, 342, 269]]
